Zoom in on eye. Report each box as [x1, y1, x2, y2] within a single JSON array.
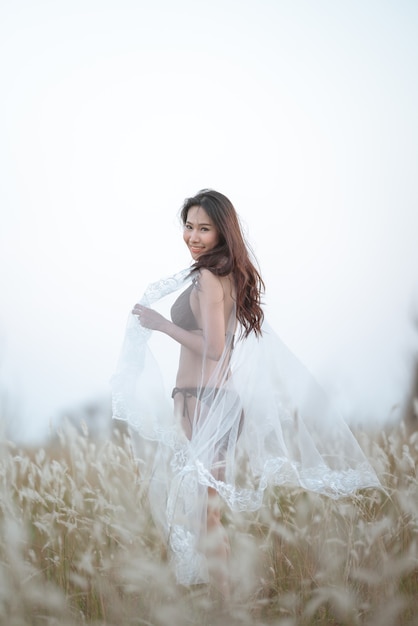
[[185, 224, 192, 230], [201, 227, 209, 232]]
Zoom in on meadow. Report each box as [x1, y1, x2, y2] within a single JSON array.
[[0, 418, 417, 626]]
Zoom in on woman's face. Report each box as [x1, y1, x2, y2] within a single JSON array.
[[183, 205, 220, 260]]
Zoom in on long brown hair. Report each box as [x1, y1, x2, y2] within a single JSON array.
[[180, 189, 265, 337]]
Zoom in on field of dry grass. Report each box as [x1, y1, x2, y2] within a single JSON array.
[[0, 419, 417, 626]]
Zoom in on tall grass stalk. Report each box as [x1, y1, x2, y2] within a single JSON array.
[[0, 420, 417, 625]]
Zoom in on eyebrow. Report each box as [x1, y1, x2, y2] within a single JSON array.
[[186, 220, 213, 227]]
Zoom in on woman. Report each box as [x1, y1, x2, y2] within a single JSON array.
[[112, 189, 380, 593]]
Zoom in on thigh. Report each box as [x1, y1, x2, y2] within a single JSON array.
[[173, 391, 198, 441]]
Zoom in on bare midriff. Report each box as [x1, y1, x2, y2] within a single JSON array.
[[175, 334, 231, 388]]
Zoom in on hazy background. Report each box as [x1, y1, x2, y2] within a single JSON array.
[[1, 0, 417, 442]]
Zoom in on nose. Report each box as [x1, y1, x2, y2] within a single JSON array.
[[190, 229, 200, 243]]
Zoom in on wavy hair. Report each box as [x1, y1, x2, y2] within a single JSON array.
[[180, 189, 265, 337]]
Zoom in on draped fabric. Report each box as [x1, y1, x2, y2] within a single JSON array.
[[111, 269, 380, 585]]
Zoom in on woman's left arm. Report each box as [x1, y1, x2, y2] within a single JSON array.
[[195, 269, 226, 361]]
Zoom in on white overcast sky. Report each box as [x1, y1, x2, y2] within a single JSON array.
[[1, 0, 417, 442]]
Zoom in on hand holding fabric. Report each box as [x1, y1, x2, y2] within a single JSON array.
[[132, 303, 168, 331]]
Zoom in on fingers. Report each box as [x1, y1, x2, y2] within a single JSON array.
[[132, 304, 164, 331], [132, 303, 143, 316], [132, 304, 146, 326], [132, 304, 153, 328]]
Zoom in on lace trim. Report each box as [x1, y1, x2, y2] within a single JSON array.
[[165, 453, 380, 585], [111, 267, 382, 586]]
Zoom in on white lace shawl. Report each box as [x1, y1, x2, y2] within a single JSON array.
[[111, 269, 381, 584]]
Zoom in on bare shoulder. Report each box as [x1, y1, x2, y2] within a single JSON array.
[[197, 269, 234, 302], [198, 268, 220, 284], [196, 268, 223, 293]]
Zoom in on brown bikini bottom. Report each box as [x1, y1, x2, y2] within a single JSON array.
[[172, 386, 213, 418], [171, 386, 244, 439]]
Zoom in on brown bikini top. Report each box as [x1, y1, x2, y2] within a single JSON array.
[[170, 283, 201, 331]]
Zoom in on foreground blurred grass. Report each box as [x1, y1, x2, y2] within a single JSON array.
[[0, 421, 417, 626]]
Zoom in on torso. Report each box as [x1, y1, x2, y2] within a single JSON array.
[[173, 272, 236, 388], [170, 283, 201, 331]]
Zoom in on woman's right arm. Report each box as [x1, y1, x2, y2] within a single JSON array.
[[132, 304, 216, 359], [132, 270, 226, 361]]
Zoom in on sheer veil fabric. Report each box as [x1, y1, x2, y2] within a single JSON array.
[[111, 268, 380, 585]]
